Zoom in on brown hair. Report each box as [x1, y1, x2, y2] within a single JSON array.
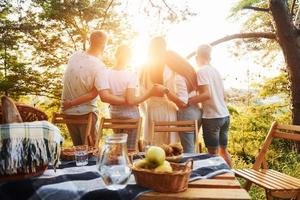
[[115, 44, 132, 60], [166, 51, 197, 92], [147, 37, 167, 84], [89, 30, 107, 49]]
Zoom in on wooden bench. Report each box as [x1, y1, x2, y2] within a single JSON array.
[[233, 122, 300, 200]]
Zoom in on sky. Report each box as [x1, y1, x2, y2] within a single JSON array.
[[122, 0, 283, 89]]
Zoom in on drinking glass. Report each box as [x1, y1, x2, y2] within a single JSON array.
[[74, 145, 88, 166], [97, 134, 131, 190]]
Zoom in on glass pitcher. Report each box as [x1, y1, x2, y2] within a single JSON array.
[[97, 134, 131, 190]]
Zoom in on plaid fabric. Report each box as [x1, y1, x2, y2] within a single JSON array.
[[0, 154, 232, 200], [0, 121, 63, 175]]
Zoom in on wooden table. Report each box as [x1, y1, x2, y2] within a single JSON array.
[[138, 173, 251, 200]]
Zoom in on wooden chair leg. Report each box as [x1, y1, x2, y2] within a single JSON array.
[[198, 142, 202, 153], [85, 113, 94, 147], [244, 180, 252, 191], [265, 190, 273, 200], [138, 140, 144, 152]]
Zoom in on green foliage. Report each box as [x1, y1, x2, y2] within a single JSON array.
[[231, 0, 264, 13], [0, 0, 133, 103], [258, 71, 290, 99], [228, 74, 298, 199]]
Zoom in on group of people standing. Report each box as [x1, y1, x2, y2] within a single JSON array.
[[61, 30, 232, 167]]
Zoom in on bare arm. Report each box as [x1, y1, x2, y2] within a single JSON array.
[[126, 88, 151, 106], [126, 84, 165, 106], [166, 90, 187, 109], [99, 89, 126, 105], [62, 88, 98, 110], [188, 85, 211, 105], [165, 75, 188, 109]]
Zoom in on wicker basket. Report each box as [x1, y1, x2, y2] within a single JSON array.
[[131, 159, 193, 193], [0, 165, 48, 182], [60, 146, 99, 161]]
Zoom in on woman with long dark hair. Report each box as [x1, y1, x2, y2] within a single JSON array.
[[139, 37, 201, 152]]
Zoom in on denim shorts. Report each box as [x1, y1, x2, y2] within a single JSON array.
[[202, 116, 230, 149]]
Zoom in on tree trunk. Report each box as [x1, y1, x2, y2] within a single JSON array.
[[270, 0, 300, 152]]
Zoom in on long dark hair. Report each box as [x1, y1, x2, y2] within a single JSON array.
[[144, 37, 197, 92], [166, 50, 197, 92]]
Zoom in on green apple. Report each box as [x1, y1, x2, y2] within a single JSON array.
[[145, 146, 166, 166], [154, 161, 173, 173], [134, 159, 148, 169]]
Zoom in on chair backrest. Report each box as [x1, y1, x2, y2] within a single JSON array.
[[152, 120, 200, 152], [99, 118, 142, 154], [52, 112, 94, 146], [253, 121, 300, 170], [0, 104, 48, 124]]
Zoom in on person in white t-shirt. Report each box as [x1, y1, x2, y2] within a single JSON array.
[[63, 44, 164, 151], [61, 31, 126, 146], [189, 44, 232, 167]]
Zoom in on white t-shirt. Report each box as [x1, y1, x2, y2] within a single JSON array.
[[197, 65, 229, 118], [164, 66, 196, 105], [107, 68, 137, 96], [62, 51, 109, 115]]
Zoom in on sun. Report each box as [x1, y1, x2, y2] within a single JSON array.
[[130, 33, 150, 69]]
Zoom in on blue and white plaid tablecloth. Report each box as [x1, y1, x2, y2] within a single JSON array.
[[0, 153, 232, 200]]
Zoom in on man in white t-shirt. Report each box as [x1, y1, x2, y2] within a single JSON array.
[[61, 31, 125, 146], [189, 44, 232, 167]]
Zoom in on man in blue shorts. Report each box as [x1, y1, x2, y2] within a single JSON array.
[[189, 44, 232, 167]]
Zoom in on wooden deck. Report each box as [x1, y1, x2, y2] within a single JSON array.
[[138, 173, 251, 200]]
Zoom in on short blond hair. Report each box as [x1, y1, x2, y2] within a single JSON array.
[[89, 30, 107, 49], [197, 44, 212, 61]]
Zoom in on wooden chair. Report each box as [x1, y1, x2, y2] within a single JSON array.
[[99, 118, 142, 154], [52, 112, 95, 146], [152, 120, 201, 153], [0, 104, 48, 124], [233, 122, 300, 200]]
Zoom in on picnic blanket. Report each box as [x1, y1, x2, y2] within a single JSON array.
[[0, 121, 63, 175], [0, 154, 232, 200]]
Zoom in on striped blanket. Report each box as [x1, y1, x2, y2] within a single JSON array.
[[0, 154, 232, 200], [0, 121, 63, 175]]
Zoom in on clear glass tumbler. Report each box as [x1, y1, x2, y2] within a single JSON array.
[[74, 145, 88, 166]]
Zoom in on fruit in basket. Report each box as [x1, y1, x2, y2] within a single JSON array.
[[160, 143, 183, 157], [134, 159, 149, 169], [154, 161, 172, 173], [145, 146, 166, 166]]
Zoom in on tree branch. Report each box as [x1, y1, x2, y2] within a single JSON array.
[[243, 6, 270, 12], [186, 32, 277, 59], [99, 0, 114, 29], [161, 0, 178, 16], [291, 0, 297, 16]]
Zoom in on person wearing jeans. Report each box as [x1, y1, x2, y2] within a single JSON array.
[[189, 44, 232, 167], [177, 104, 202, 153]]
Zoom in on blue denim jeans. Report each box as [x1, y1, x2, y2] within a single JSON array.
[[177, 104, 202, 153], [202, 116, 230, 149]]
